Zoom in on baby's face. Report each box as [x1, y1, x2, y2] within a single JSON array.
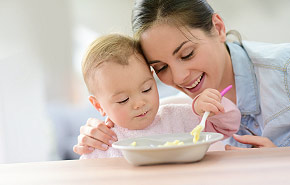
[[93, 54, 159, 130]]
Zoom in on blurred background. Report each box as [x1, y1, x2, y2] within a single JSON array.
[[0, 0, 289, 163]]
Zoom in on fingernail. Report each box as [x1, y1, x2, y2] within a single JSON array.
[[88, 147, 95, 151], [233, 134, 240, 138], [102, 144, 108, 149], [109, 140, 114, 145], [112, 136, 118, 141]]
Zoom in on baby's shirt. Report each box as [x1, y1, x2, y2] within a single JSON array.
[[81, 97, 241, 159]]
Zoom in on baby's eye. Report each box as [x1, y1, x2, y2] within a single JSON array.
[[117, 98, 129, 104], [142, 87, 152, 93], [181, 50, 194, 60]]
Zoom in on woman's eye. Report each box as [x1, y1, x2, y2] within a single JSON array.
[[154, 65, 168, 74], [117, 98, 129, 104], [181, 50, 193, 60], [142, 87, 152, 93]]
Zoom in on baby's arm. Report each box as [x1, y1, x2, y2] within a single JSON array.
[[204, 97, 241, 139], [193, 88, 240, 139]]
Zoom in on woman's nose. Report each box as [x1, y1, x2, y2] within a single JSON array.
[[171, 65, 190, 86]]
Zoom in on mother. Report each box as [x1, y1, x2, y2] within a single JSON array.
[[74, 0, 289, 154]]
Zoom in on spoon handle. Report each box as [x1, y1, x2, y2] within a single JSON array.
[[220, 85, 232, 97], [200, 111, 210, 127]]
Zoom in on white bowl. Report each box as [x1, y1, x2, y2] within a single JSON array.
[[112, 132, 223, 165]]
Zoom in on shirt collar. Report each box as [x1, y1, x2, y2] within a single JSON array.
[[226, 42, 260, 115]]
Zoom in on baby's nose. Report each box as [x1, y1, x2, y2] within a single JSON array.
[[133, 99, 146, 110]]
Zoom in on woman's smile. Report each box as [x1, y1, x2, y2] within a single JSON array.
[[177, 72, 205, 95], [180, 72, 204, 89]]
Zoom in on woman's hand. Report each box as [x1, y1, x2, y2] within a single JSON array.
[[193, 88, 224, 117], [225, 134, 276, 150], [73, 118, 117, 155]]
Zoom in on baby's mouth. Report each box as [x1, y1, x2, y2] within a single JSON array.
[[136, 110, 149, 117]]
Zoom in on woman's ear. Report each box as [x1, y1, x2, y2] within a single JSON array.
[[89, 96, 106, 116], [211, 13, 226, 42]]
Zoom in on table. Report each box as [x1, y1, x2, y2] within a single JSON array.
[[0, 147, 290, 185]]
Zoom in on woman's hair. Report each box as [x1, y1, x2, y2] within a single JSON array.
[[132, 0, 214, 39], [82, 34, 143, 94]]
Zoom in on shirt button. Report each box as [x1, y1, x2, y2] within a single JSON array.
[[254, 122, 259, 128]]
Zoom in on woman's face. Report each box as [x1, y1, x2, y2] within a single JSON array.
[[140, 22, 231, 99]]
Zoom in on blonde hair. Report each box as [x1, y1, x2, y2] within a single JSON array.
[[82, 34, 143, 94]]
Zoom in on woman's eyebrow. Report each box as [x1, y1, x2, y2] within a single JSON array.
[[172, 41, 188, 55]]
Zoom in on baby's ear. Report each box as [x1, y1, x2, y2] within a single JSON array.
[[89, 96, 106, 116]]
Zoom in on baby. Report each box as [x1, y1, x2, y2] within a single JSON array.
[[80, 34, 241, 159]]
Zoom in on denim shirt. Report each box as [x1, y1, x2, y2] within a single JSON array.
[[223, 41, 290, 147]]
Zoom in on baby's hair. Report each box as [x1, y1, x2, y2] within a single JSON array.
[[82, 33, 144, 95]]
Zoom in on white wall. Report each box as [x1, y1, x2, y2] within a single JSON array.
[[209, 0, 290, 43], [0, 53, 55, 163], [0, 0, 73, 163]]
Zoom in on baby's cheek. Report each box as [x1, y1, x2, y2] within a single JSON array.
[[113, 109, 131, 127]]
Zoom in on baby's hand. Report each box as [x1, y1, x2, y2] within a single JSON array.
[[193, 88, 224, 117]]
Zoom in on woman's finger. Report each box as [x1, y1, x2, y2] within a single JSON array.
[[232, 134, 276, 147], [79, 124, 116, 147], [80, 118, 118, 141], [78, 134, 111, 150], [225, 144, 250, 151], [86, 117, 104, 127], [105, 117, 115, 128], [73, 144, 95, 155]]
